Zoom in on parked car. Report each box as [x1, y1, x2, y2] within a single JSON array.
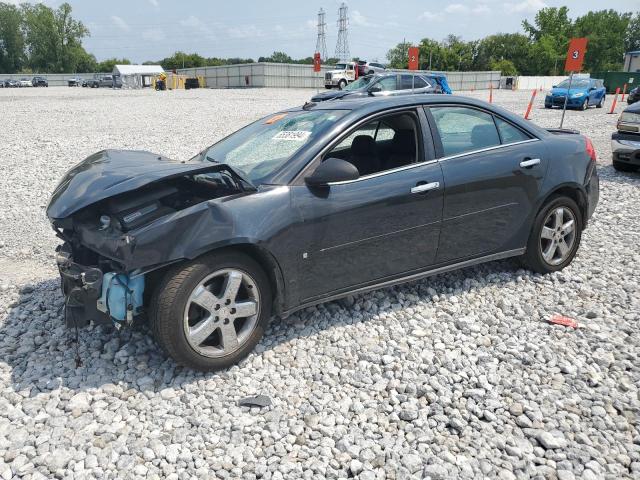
[[0, 80, 5, 88], [357, 60, 386, 75], [85, 74, 123, 88], [47, 95, 599, 371], [5, 79, 18, 88], [18, 78, 32, 87], [68, 77, 83, 87], [627, 86, 639, 105], [312, 72, 442, 102], [611, 101, 640, 172], [544, 77, 606, 110], [32, 76, 48, 87]]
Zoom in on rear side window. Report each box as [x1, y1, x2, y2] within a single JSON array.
[[399, 75, 415, 90], [495, 118, 530, 144], [431, 106, 500, 156], [414, 76, 429, 88]]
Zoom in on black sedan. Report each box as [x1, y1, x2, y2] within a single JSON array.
[[627, 86, 639, 105], [47, 95, 599, 371], [32, 76, 48, 87], [311, 72, 440, 102]]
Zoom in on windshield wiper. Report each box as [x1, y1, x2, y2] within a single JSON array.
[[205, 156, 257, 192]]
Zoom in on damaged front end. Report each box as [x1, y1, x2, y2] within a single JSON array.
[[48, 149, 251, 329]]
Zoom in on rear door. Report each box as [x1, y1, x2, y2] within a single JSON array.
[[426, 105, 548, 263]]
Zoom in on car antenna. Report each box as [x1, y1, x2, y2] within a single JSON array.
[[302, 101, 316, 110]]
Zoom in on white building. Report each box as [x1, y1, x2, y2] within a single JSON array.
[[623, 51, 640, 73], [113, 64, 164, 89]]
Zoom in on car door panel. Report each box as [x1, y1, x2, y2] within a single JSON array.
[[290, 162, 444, 302], [436, 141, 548, 263]]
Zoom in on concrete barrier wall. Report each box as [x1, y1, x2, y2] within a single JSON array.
[[177, 63, 501, 91], [515, 76, 566, 91]]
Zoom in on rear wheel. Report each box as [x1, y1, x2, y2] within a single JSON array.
[[522, 196, 582, 274], [613, 161, 638, 172], [150, 251, 272, 371]]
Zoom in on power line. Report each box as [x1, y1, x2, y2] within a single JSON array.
[[315, 8, 328, 61], [334, 2, 350, 62]]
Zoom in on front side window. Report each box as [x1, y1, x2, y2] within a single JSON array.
[[400, 75, 415, 90], [373, 76, 397, 92], [431, 107, 500, 157], [344, 76, 374, 91], [414, 76, 429, 89], [321, 112, 420, 177], [202, 110, 347, 184]]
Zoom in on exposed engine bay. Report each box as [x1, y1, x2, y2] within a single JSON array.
[[52, 167, 245, 328]]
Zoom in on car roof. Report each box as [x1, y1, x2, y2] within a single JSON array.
[[301, 94, 488, 113]]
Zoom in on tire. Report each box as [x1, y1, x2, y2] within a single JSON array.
[[581, 99, 588, 110], [596, 95, 605, 108], [521, 195, 582, 274], [149, 250, 272, 371], [338, 79, 347, 90], [325, 85, 332, 89], [545, 104, 552, 109], [613, 161, 638, 172]]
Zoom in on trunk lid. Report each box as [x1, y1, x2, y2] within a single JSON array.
[[47, 149, 218, 219]]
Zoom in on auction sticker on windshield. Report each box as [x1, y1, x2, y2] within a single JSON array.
[[273, 131, 312, 141]]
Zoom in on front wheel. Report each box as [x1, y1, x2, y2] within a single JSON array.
[[521, 196, 582, 274], [338, 79, 347, 90], [150, 251, 272, 371], [581, 99, 588, 110], [596, 95, 605, 108]]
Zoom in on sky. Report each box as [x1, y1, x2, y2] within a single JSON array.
[[11, 0, 640, 63]]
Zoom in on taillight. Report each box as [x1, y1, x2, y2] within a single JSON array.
[[585, 137, 596, 163]]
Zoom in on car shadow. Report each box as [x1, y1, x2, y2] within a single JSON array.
[[0, 257, 529, 397]]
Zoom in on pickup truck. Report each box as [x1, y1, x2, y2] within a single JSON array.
[[85, 74, 123, 89]]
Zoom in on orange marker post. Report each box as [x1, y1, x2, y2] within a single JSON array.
[[608, 87, 621, 114], [524, 89, 538, 120], [489, 83, 493, 103], [621, 83, 627, 102]]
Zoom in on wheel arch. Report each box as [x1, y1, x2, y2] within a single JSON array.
[[538, 183, 588, 224]]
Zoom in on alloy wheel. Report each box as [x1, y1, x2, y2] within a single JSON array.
[[183, 269, 260, 358], [539, 207, 577, 266]]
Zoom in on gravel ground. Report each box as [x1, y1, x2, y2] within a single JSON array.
[[0, 87, 638, 480]]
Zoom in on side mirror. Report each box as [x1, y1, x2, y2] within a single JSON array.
[[305, 158, 359, 187], [552, 85, 557, 88], [589, 87, 596, 91]]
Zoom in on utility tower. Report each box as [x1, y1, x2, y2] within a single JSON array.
[[334, 2, 350, 62], [315, 8, 328, 61]]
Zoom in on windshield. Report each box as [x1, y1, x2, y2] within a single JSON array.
[[201, 110, 347, 184], [334, 64, 348, 70], [556, 79, 591, 89], [345, 76, 374, 91]]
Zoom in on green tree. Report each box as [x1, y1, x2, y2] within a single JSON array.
[[386, 40, 412, 69], [626, 13, 640, 52], [490, 59, 518, 76], [0, 2, 25, 73], [259, 51, 293, 63], [574, 10, 630, 72], [22, 2, 91, 73], [96, 57, 130, 73], [475, 33, 532, 74]]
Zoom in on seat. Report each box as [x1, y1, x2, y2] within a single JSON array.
[[349, 135, 380, 176], [385, 129, 416, 170], [470, 124, 500, 150]]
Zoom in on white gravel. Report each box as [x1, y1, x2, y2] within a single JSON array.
[[0, 87, 639, 480]]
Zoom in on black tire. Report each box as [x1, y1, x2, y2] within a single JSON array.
[[521, 195, 582, 274], [581, 99, 588, 110], [596, 95, 605, 108], [544, 104, 552, 109], [613, 161, 638, 172], [325, 85, 332, 89], [149, 250, 272, 371], [338, 79, 347, 90]]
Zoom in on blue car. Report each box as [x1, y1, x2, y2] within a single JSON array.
[[545, 77, 606, 110]]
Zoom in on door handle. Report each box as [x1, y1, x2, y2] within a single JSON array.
[[520, 158, 541, 168], [411, 182, 440, 194]]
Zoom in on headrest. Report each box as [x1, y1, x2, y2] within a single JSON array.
[[392, 129, 416, 154], [351, 135, 376, 155]]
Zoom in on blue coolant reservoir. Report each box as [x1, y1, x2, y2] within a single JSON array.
[[98, 272, 145, 322]]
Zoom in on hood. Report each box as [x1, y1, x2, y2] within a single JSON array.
[[624, 101, 640, 114], [311, 90, 365, 102], [550, 87, 588, 96], [47, 149, 218, 219]]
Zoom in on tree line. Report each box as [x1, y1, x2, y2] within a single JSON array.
[[1, 3, 639, 76], [386, 8, 640, 75]]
